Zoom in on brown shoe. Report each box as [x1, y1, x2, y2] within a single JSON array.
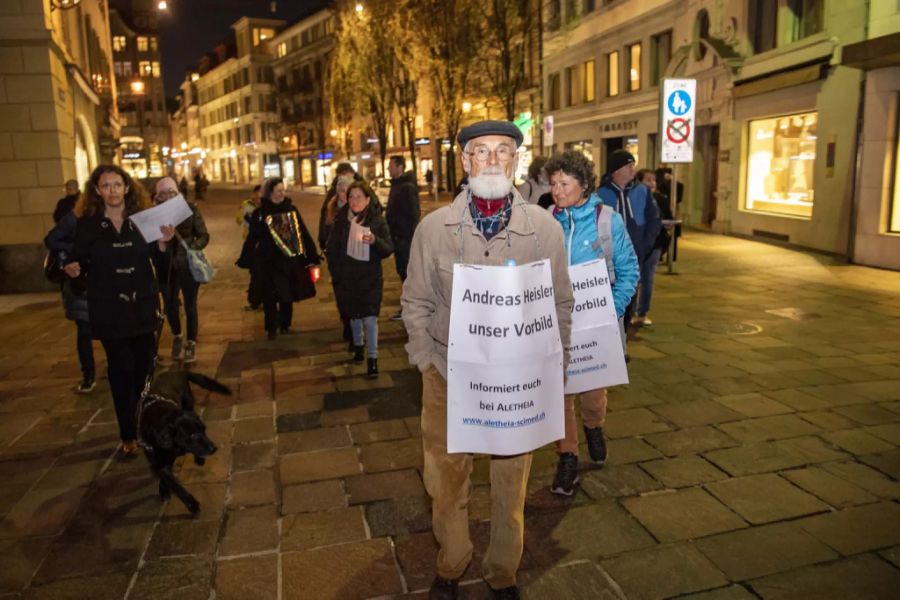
[[120, 440, 139, 455]]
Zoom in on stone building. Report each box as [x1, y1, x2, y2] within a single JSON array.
[[0, 0, 120, 292], [108, 0, 169, 180], [195, 17, 284, 185], [542, 0, 892, 263], [169, 70, 203, 182]]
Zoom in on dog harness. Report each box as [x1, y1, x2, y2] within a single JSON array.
[[135, 392, 180, 453]]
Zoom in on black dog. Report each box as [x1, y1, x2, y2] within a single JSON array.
[[138, 370, 230, 513]]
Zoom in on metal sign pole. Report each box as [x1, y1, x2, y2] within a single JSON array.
[[667, 164, 677, 274]]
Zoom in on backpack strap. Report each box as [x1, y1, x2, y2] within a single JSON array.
[[595, 203, 616, 285]]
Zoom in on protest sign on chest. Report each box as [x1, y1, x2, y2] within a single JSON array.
[[447, 260, 564, 455], [564, 259, 629, 394]]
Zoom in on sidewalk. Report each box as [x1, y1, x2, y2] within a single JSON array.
[[0, 186, 898, 599]]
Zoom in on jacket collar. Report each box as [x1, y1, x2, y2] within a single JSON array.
[[444, 187, 533, 237]]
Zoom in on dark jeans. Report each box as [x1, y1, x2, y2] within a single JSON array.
[[264, 300, 293, 333], [75, 319, 95, 380], [101, 333, 155, 442], [162, 268, 200, 341], [637, 248, 662, 317], [393, 237, 411, 282]]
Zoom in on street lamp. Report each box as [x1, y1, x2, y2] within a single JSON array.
[[130, 80, 145, 95], [50, 0, 81, 10], [355, 3, 364, 13], [157, 1, 168, 10]]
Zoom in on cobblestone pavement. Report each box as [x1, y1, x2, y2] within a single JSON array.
[[1, 186, 899, 599]]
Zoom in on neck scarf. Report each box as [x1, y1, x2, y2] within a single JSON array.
[[469, 194, 512, 241]]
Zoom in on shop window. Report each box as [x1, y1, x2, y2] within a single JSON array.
[[582, 59, 595, 102], [565, 66, 578, 106], [627, 43, 641, 92], [606, 51, 619, 97], [137, 36, 148, 52], [650, 31, 671, 86], [112, 36, 126, 52], [891, 112, 900, 233], [564, 140, 593, 162], [548, 72, 561, 110], [745, 111, 817, 218], [624, 136, 639, 166]]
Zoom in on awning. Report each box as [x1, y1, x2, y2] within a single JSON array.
[[842, 32, 900, 70], [733, 61, 827, 99]]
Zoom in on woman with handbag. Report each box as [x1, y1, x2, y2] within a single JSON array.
[[63, 165, 175, 456], [151, 177, 210, 363], [326, 181, 393, 378], [246, 177, 320, 339]]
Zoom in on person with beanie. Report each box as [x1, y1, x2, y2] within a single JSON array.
[[591, 149, 662, 332]]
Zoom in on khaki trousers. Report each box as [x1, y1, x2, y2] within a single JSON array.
[[557, 388, 608, 456], [421, 367, 532, 589]]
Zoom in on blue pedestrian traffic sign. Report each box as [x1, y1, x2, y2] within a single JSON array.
[[659, 79, 697, 163]]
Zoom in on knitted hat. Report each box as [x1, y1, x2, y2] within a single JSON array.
[[458, 120, 524, 148], [606, 149, 636, 175]]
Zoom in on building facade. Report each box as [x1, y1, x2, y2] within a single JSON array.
[[169, 71, 203, 181], [195, 17, 284, 185], [109, 0, 169, 179], [0, 0, 120, 292], [543, 0, 876, 260]]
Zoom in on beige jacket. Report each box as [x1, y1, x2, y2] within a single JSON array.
[[401, 189, 574, 378]]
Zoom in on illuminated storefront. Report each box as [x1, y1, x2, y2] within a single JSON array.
[[744, 112, 817, 218], [891, 129, 900, 234]]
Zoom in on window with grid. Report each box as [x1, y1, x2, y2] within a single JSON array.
[[137, 36, 148, 52], [606, 51, 619, 96], [627, 43, 641, 92], [113, 36, 126, 52]]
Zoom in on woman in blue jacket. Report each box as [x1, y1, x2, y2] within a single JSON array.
[[544, 150, 639, 496]]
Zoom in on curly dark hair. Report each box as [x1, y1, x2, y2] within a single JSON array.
[[77, 164, 149, 217], [544, 150, 597, 198]]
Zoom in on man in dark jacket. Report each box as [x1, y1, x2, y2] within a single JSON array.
[[52, 180, 80, 224], [385, 155, 420, 321], [593, 149, 662, 332]]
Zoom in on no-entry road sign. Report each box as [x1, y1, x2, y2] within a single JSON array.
[[659, 79, 697, 163]]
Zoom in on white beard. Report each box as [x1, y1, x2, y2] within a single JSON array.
[[468, 168, 513, 199]]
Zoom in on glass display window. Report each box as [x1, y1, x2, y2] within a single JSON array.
[[745, 111, 817, 218]]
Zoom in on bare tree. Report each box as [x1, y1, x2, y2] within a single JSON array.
[[389, 9, 420, 180], [481, 0, 539, 121]]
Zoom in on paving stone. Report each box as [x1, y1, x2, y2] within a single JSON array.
[[622, 488, 747, 543], [579, 464, 663, 499], [365, 495, 432, 537], [22, 572, 130, 600], [129, 555, 213, 600], [281, 480, 347, 515], [748, 554, 899, 599], [350, 419, 410, 444], [601, 543, 728, 599], [680, 585, 759, 600], [833, 403, 900, 425], [278, 426, 351, 455], [0, 486, 88, 539], [524, 502, 655, 565], [605, 408, 672, 438], [606, 437, 664, 464], [345, 469, 425, 505], [716, 415, 822, 443], [275, 394, 325, 416], [319, 406, 370, 426], [144, 519, 220, 558], [879, 545, 900, 568], [359, 437, 422, 473], [218, 505, 279, 557], [281, 506, 367, 551], [275, 411, 321, 433], [762, 389, 829, 411], [865, 422, 900, 444], [520, 561, 625, 599], [404, 416, 422, 437], [641, 456, 728, 488], [214, 554, 277, 600], [228, 469, 275, 507], [162, 482, 227, 521], [797, 502, 900, 555], [822, 429, 894, 455], [231, 417, 273, 444], [781, 466, 878, 508], [820, 460, 899, 498], [694, 522, 838, 581], [231, 441, 275, 472], [645, 426, 739, 457], [797, 410, 858, 431], [282, 538, 402, 599], [713, 393, 794, 417], [0, 537, 53, 593], [234, 400, 273, 419], [705, 473, 829, 524], [703, 437, 839, 478], [859, 449, 900, 479], [279, 447, 361, 484], [651, 400, 744, 429]]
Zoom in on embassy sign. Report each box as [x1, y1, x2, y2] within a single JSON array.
[[659, 78, 697, 163]]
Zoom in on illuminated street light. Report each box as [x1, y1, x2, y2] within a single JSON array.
[[462, 101, 472, 113], [330, 129, 338, 137], [50, 0, 82, 10], [180, 142, 187, 150], [130, 80, 145, 94], [355, 3, 364, 13], [157, 1, 168, 10]]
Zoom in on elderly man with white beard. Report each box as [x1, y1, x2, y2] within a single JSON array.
[[401, 121, 574, 600]]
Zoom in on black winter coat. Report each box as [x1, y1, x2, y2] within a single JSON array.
[[385, 170, 420, 242], [71, 213, 160, 340], [44, 211, 89, 322], [326, 202, 393, 319], [244, 198, 319, 304]]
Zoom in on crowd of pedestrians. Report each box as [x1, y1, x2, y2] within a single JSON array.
[[45, 116, 678, 598]]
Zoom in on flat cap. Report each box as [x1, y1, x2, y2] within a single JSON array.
[[457, 120, 524, 148]]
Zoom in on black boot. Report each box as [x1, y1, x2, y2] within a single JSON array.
[[367, 358, 378, 379], [353, 345, 364, 363]]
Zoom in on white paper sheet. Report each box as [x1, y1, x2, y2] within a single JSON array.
[[129, 194, 193, 243], [347, 220, 371, 261]]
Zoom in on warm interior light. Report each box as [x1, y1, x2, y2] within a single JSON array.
[[355, 3, 364, 13], [130, 80, 145, 94], [330, 129, 338, 137], [462, 102, 472, 113], [157, 1, 168, 10]]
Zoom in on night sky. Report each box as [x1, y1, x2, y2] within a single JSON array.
[[158, 0, 328, 98]]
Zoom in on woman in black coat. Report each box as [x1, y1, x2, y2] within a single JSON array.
[[64, 165, 174, 456], [245, 177, 319, 339], [326, 181, 393, 378]]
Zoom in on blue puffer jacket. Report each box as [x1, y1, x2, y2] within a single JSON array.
[[593, 179, 662, 261], [553, 195, 639, 317]]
